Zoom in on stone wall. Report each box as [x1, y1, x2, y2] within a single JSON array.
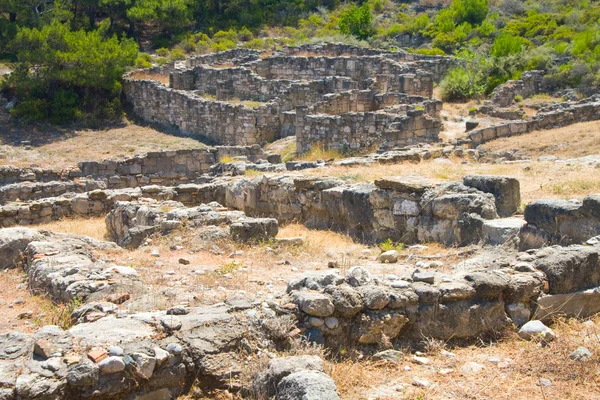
[[278, 43, 454, 81], [287, 239, 600, 347], [468, 96, 600, 146], [246, 56, 433, 97], [296, 108, 441, 153], [0, 165, 65, 185], [309, 91, 442, 116], [0, 146, 266, 204], [122, 78, 280, 145], [520, 195, 600, 249], [490, 70, 546, 107]]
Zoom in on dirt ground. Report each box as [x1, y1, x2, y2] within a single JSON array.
[[0, 117, 206, 169]]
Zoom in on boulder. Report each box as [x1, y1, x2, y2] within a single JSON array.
[[252, 355, 324, 398], [291, 291, 335, 317], [463, 175, 521, 217], [0, 228, 46, 269], [276, 371, 340, 400], [230, 218, 278, 242], [482, 218, 526, 245], [518, 320, 556, 341]]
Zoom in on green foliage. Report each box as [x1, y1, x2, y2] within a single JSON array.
[[440, 50, 487, 101], [7, 20, 137, 123], [406, 47, 446, 56], [135, 52, 152, 68], [169, 48, 186, 61], [450, 0, 488, 26], [155, 47, 169, 57], [490, 32, 529, 57], [379, 238, 404, 252], [339, 3, 373, 40]]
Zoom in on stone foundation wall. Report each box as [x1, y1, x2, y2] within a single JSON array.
[[246, 56, 433, 97], [490, 71, 546, 107], [468, 96, 600, 146], [520, 195, 600, 249], [0, 166, 66, 185], [278, 43, 454, 81], [310, 91, 442, 116], [122, 78, 281, 145], [296, 108, 441, 153], [287, 240, 600, 347]]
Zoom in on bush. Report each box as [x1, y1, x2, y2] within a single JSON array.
[[155, 47, 169, 57], [440, 66, 484, 101], [490, 32, 529, 57], [135, 53, 152, 68], [451, 0, 489, 26], [339, 3, 374, 40], [238, 26, 253, 41], [156, 57, 169, 65], [211, 39, 236, 52], [406, 47, 446, 56], [170, 48, 186, 60]]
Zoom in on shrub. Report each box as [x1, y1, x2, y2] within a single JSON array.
[[451, 0, 489, 26], [156, 57, 169, 65], [169, 48, 186, 60], [406, 47, 446, 56], [213, 29, 238, 43], [339, 3, 374, 40], [514, 94, 523, 102], [440, 66, 484, 101], [238, 26, 253, 41], [490, 32, 529, 57], [155, 47, 169, 57], [211, 39, 236, 52], [135, 53, 152, 68]]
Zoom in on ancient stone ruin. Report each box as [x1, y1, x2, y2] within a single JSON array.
[[123, 44, 448, 152], [1, 44, 599, 400]]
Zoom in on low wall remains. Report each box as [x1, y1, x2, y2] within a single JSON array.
[[296, 108, 441, 153], [122, 79, 281, 145], [288, 240, 600, 347], [520, 195, 600, 249], [467, 96, 600, 146]]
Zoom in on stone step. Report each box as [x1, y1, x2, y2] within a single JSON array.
[[482, 217, 526, 245]]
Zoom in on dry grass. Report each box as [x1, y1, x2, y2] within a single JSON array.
[[0, 121, 206, 168], [0, 269, 81, 333], [327, 315, 600, 400], [35, 217, 107, 241], [482, 121, 600, 159], [302, 157, 600, 202], [128, 71, 170, 85], [296, 145, 352, 162]]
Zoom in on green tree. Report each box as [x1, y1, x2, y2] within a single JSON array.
[[7, 19, 138, 123], [339, 3, 373, 39]]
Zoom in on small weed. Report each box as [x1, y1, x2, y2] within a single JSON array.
[[514, 94, 524, 102], [244, 168, 263, 177], [379, 238, 404, 252], [215, 260, 242, 275], [219, 155, 234, 163]]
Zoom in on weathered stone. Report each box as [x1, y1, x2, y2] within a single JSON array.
[[518, 320, 556, 341], [277, 370, 340, 400], [291, 291, 335, 317]]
